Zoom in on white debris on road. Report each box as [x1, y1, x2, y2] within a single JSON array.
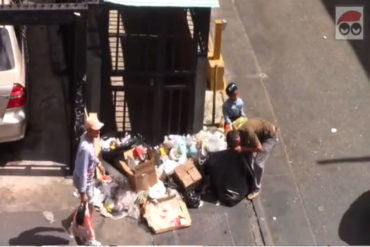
[[42, 211, 55, 224]]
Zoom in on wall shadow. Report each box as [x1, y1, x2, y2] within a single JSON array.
[[8, 227, 69, 245], [321, 0, 370, 80], [339, 191, 370, 245]]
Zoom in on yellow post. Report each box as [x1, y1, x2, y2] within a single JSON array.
[[213, 19, 227, 60]]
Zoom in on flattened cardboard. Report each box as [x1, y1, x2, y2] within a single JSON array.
[[144, 195, 191, 234]]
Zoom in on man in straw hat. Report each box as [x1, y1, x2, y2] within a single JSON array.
[[62, 116, 105, 245]]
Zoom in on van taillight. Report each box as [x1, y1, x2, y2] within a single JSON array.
[[7, 83, 26, 109]]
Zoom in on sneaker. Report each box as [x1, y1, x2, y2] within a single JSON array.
[[86, 239, 102, 246], [61, 219, 73, 238], [247, 190, 260, 200]]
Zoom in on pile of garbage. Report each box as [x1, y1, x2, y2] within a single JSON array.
[[93, 127, 227, 234]]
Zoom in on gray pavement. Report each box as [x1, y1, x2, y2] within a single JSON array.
[[213, 0, 370, 245], [0, 174, 262, 246]]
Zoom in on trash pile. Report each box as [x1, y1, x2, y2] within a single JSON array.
[[93, 127, 227, 234]]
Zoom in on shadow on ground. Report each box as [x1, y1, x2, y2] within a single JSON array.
[[317, 156, 370, 164], [8, 227, 70, 246], [339, 191, 370, 245]]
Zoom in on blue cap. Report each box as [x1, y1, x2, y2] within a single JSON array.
[[226, 82, 238, 96]]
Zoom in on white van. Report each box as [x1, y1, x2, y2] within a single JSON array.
[[0, 25, 27, 143]]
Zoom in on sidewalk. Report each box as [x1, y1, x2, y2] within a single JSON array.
[[0, 173, 262, 245], [211, 0, 316, 245], [0, 24, 262, 246]]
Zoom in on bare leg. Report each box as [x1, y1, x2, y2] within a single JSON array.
[[89, 203, 94, 216]]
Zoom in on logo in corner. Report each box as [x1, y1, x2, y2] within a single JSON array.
[[336, 6, 364, 40]]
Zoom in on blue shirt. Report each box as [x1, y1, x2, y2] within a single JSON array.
[[223, 98, 246, 124], [73, 133, 99, 193]]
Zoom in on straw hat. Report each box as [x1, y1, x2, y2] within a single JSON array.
[[86, 116, 104, 131]]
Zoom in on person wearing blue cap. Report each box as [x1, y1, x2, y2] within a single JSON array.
[[223, 82, 246, 129]]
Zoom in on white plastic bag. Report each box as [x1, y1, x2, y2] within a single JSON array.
[[72, 203, 96, 245]]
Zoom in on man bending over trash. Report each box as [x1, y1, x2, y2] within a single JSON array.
[[62, 117, 105, 246], [230, 118, 278, 200]]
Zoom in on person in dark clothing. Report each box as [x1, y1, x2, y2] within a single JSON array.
[[231, 118, 279, 200], [202, 131, 252, 206]]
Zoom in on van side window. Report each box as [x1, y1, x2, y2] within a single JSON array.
[[0, 27, 15, 71]]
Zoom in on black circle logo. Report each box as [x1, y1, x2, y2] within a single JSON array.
[[339, 23, 350, 35], [351, 23, 362, 35]]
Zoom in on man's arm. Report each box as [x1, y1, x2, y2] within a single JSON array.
[[74, 148, 90, 195], [223, 102, 232, 124], [235, 143, 263, 153], [241, 144, 263, 152], [239, 99, 247, 117], [235, 133, 263, 153]]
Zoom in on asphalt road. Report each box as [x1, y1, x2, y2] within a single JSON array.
[[214, 0, 370, 245]]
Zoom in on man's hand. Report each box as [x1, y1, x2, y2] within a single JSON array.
[[234, 146, 243, 153], [80, 193, 88, 204], [98, 164, 105, 175]]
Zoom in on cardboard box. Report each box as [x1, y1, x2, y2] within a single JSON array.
[[123, 148, 135, 160], [118, 149, 158, 192], [174, 159, 202, 191], [144, 195, 191, 234]]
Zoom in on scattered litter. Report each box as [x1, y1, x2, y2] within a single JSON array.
[[42, 211, 55, 224], [162, 159, 180, 176], [144, 195, 191, 234], [331, 128, 337, 134], [259, 72, 268, 79], [322, 35, 327, 40], [76, 128, 236, 234], [318, 206, 325, 212], [73, 190, 79, 198], [149, 180, 167, 200], [272, 216, 277, 221]]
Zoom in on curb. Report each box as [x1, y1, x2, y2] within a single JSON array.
[[252, 197, 275, 246]]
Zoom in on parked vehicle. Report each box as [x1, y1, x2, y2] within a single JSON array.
[[0, 24, 27, 143]]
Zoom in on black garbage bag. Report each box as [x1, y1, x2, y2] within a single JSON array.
[[165, 177, 201, 208], [101, 132, 142, 163], [183, 189, 201, 208], [164, 177, 179, 191], [203, 149, 253, 206], [75, 203, 86, 226]]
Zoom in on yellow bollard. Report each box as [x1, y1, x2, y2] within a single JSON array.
[[208, 19, 227, 91]]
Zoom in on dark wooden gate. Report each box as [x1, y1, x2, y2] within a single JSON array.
[[103, 5, 210, 144]]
